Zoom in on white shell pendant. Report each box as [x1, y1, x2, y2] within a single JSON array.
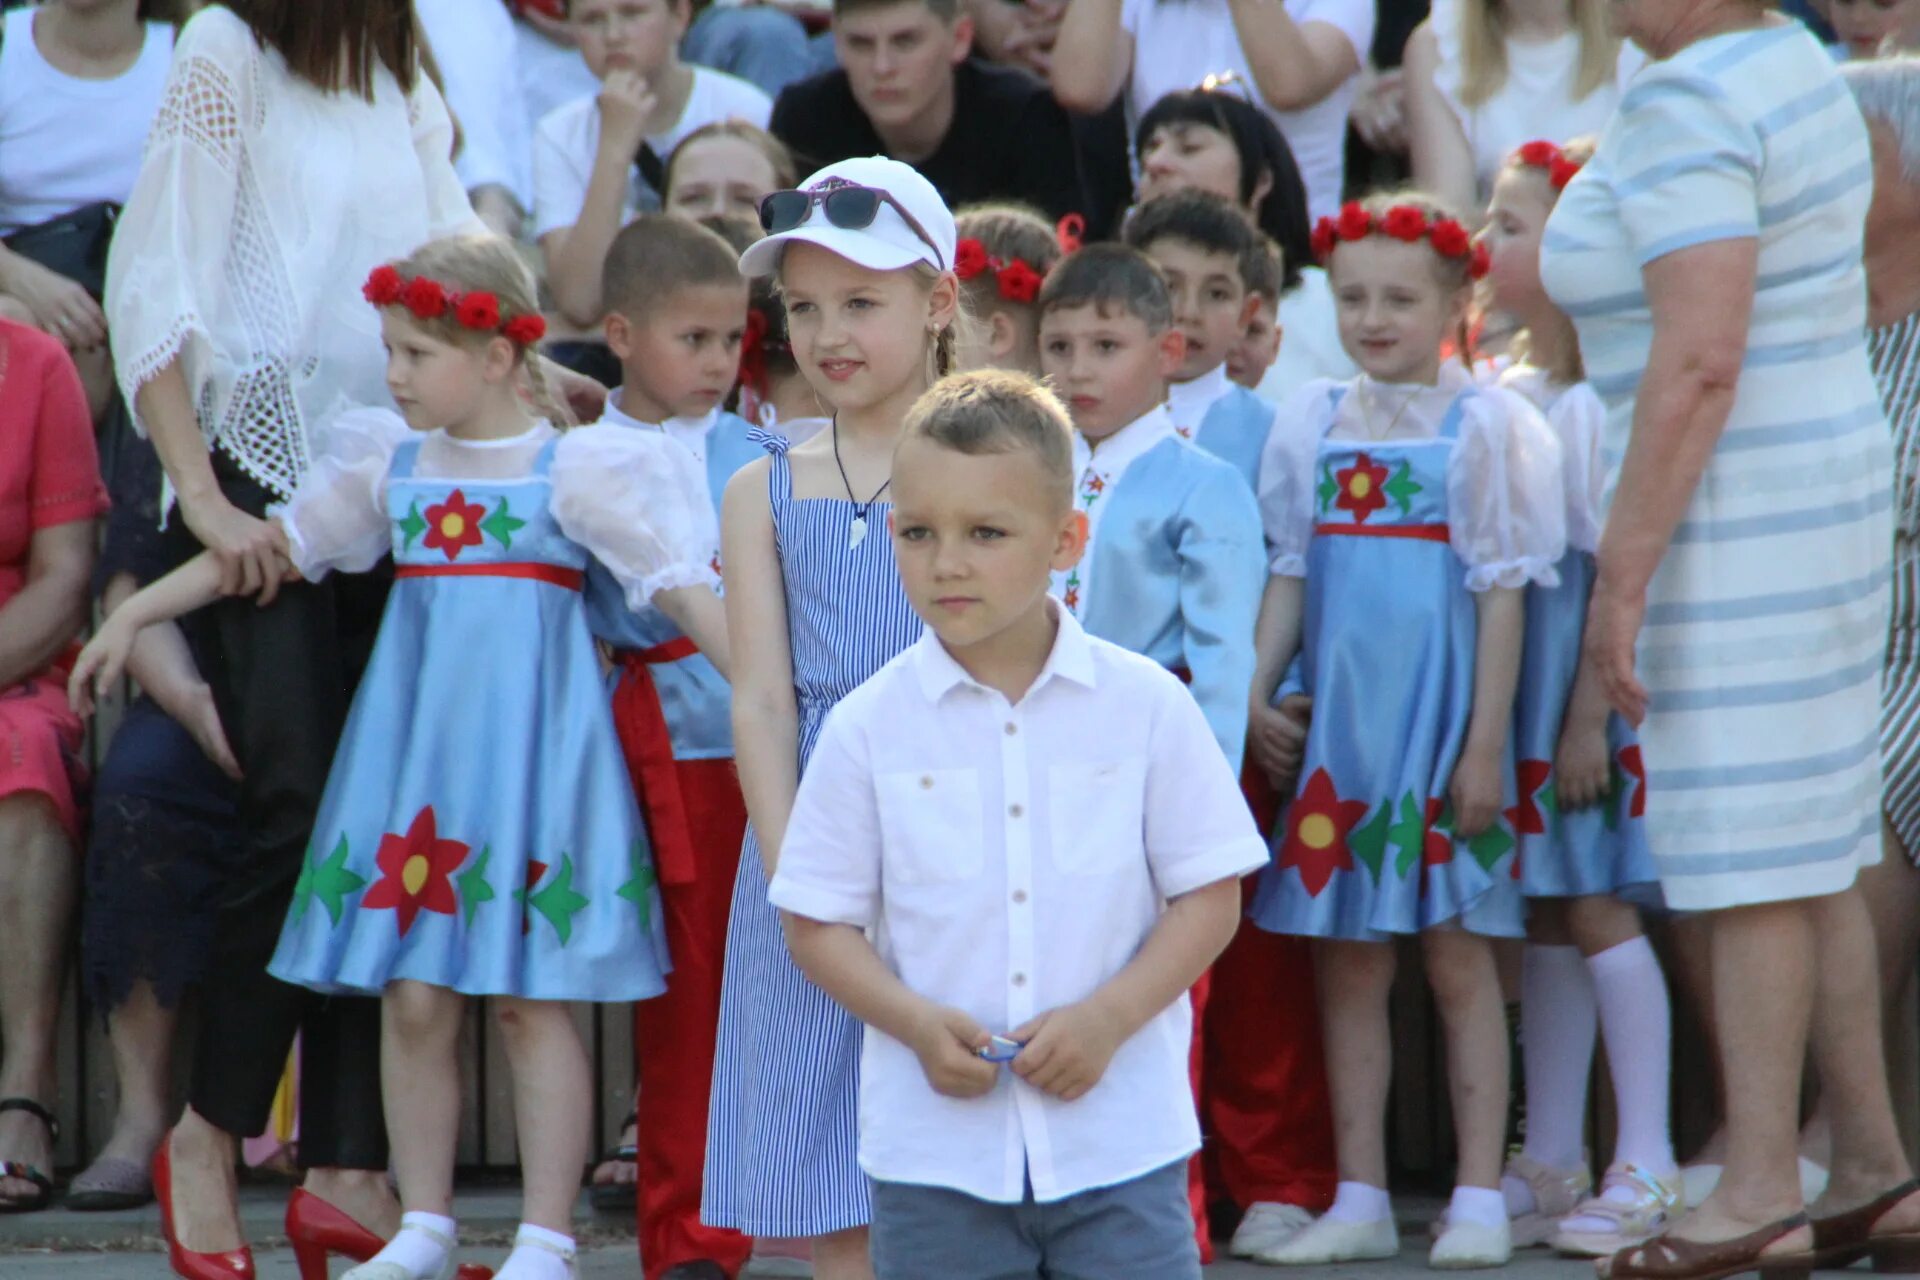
[[848, 514, 868, 551]]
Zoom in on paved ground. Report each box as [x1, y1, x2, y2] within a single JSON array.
[[0, 1190, 1599, 1280]]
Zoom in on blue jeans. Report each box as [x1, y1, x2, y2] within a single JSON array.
[[681, 6, 838, 99], [869, 1159, 1200, 1280]]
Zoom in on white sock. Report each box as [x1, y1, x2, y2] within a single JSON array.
[[496, 1223, 576, 1280], [368, 1211, 455, 1280], [1504, 944, 1595, 1217], [1325, 1180, 1392, 1224], [1589, 936, 1676, 1175], [1448, 1185, 1509, 1230]]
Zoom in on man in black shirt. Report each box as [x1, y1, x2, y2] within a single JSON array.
[[769, 0, 1090, 224]]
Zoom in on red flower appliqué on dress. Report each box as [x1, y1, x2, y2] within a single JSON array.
[[362, 806, 469, 937], [1617, 744, 1647, 818], [1280, 768, 1370, 896], [424, 490, 487, 561], [1335, 453, 1391, 523]]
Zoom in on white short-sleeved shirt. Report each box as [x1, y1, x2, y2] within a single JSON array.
[[532, 67, 772, 239], [0, 9, 174, 235], [1119, 0, 1374, 220], [768, 608, 1268, 1204]]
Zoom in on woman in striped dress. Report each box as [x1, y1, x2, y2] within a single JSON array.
[[1539, 9, 1919, 1277], [702, 157, 961, 1277]]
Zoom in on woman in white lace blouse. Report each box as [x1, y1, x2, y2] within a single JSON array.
[[102, 2, 483, 1272]]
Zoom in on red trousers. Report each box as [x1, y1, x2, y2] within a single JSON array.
[[1197, 766, 1337, 1227], [626, 756, 754, 1279]]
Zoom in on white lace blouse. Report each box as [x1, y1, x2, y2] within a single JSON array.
[[1495, 363, 1605, 555], [1258, 362, 1567, 590], [273, 408, 719, 610], [104, 6, 483, 501]]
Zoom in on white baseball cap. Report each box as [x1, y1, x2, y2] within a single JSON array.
[[738, 156, 957, 279]]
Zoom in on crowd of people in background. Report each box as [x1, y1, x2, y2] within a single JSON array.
[[0, 0, 1918, 1279]]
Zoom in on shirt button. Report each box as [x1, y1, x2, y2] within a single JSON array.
[[1009, 804, 1024, 818], [1005, 722, 1018, 736], [1012, 890, 1028, 904], [1012, 973, 1027, 987]]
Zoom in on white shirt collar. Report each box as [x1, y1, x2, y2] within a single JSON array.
[[600, 388, 657, 431], [1166, 364, 1233, 435], [910, 601, 1100, 704], [1072, 403, 1178, 482], [666, 406, 720, 441]]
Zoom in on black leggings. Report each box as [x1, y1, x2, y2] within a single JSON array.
[[165, 453, 392, 1170]]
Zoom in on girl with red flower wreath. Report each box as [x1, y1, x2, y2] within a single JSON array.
[[952, 204, 1064, 377], [72, 233, 732, 1280], [1242, 190, 1568, 1267], [1473, 138, 1679, 1256]]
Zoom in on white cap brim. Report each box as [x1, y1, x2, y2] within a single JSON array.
[[739, 221, 935, 278]]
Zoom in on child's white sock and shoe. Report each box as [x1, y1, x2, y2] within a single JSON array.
[[496, 1224, 577, 1280], [1256, 1181, 1399, 1265], [342, 1211, 459, 1280], [1430, 1186, 1512, 1269]]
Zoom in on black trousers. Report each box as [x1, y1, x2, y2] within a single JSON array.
[[164, 453, 391, 1170]]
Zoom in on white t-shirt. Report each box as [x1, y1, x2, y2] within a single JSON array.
[[532, 66, 772, 239], [0, 9, 174, 235], [416, 0, 534, 207], [1119, 0, 1374, 220]]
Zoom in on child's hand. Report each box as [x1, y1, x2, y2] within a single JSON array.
[[181, 682, 243, 781], [908, 1005, 999, 1100], [596, 68, 657, 158], [1249, 694, 1312, 793], [1448, 745, 1503, 838], [1009, 1000, 1127, 1102], [67, 616, 137, 717], [1555, 716, 1611, 811]]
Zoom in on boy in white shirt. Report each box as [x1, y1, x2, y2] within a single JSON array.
[[1122, 190, 1280, 494], [769, 371, 1265, 1279], [535, 0, 772, 327]]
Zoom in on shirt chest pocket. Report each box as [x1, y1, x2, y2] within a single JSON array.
[[1047, 758, 1149, 877], [874, 768, 985, 886]]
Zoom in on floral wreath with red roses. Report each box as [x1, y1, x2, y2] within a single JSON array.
[[1310, 202, 1491, 281], [362, 265, 548, 348], [1511, 139, 1585, 191], [954, 238, 1047, 305]]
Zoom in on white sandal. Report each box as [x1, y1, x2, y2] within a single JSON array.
[[1549, 1163, 1682, 1258], [1501, 1153, 1591, 1248]]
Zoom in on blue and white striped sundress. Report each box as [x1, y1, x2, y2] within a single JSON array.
[[702, 431, 924, 1237], [1539, 23, 1891, 911]]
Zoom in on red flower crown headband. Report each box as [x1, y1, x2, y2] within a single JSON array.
[[1513, 139, 1585, 191], [952, 213, 1088, 306], [363, 265, 548, 347], [1310, 203, 1491, 280]]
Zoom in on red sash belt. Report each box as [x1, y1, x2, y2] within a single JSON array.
[[395, 562, 586, 589], [1313, 522, 1450, 543], [613, 636, 702, 885]]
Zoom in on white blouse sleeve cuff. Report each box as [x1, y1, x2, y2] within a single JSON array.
[[1464, 555, 1562, 593]]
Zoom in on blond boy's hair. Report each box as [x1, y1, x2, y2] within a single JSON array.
[[902, 370, 1075, 509]]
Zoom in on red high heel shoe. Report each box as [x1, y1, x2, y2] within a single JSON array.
[[285, 1188, 493, 1280], [153, 1135, 255, 1280]]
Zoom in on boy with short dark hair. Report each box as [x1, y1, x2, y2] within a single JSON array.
[[585, 213, 759, 1280], [1035, 243, 1264, 771], [1122, 190, 1280, 492], [1229, 235, 1287, 393], [769, 0, 1087, 221], [534, 0, 772, 327], [769, 369, 1266, 1280]]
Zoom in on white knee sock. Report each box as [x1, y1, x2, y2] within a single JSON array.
[[1589, 935, 1676, 1176], [367, 1212, 456, 1280], [1324, 1180, 1393, 1224], [1504, 944, 1596, 1217], [495, 1224, 575, 1280]]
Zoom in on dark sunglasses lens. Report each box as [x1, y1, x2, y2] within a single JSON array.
[[761, 190, 810, 233], [822, 187, 882, 231]]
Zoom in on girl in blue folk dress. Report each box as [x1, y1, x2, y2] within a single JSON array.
[[1477, 140, 1678, 1260], [1245, 192, 1565, 1270], [72, 235, 727, 1280]]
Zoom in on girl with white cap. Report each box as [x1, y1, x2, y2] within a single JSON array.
[[702, 155, 962, 1279]]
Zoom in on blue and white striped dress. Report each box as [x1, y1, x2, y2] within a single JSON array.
[[1538, 22, 1891, 911], [702, 432, 923, 1236]]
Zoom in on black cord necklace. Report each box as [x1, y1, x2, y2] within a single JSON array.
[[831, 417, 890, 550]]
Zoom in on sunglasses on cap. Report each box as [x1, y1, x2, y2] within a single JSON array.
[[758, 184, 947, 270]]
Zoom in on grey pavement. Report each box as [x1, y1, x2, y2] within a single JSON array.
[[0, 1192, 1595, 1280]]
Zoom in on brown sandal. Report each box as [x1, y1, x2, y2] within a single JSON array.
[[1809, 1179, 1920, 1271], [1607, 1213, 1813, 1280]]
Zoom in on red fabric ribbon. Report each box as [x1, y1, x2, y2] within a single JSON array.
[[612, 638, 702, 886]]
